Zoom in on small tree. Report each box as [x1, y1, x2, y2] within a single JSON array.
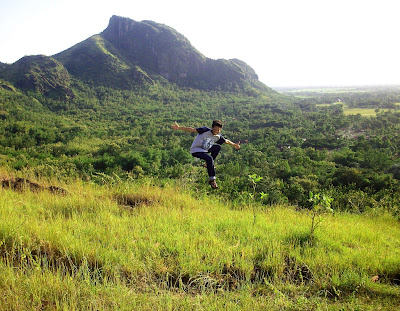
[[248, 174, 268, 226], [308, 191, 333, 236]]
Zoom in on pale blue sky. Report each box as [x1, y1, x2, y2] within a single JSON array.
[[0, 0, 399, 87]]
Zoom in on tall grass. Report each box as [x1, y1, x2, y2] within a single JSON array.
[[0, 174, 399, 310]]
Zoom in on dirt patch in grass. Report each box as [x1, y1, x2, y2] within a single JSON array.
[[114, 193, 158, 209], [375, 273, 400, 286], [283, 256, 313, 284], [1, 177, 68, 195], [0, 238, 107, 283]]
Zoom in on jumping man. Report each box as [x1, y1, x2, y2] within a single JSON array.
[[171, 120, 240, 189]]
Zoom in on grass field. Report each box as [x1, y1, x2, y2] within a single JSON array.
[[0, 173, 399, 310], [342, 108, 388, 116], [315, 102, 394, 116]]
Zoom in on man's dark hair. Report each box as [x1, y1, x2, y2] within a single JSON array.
[[212, 120, 223, 128]]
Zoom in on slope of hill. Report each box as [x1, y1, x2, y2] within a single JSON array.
[[0, 55, 74, 100], [0, 175, 399, 310], [53, 33, 155, 89]]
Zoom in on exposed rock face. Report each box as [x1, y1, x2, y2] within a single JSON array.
[[230, 59, 259, 80], [101, 16, 207, 82], [104, 15, 137, 39], [0, 62, 8, 70]]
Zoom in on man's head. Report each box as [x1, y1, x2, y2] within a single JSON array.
[[211, 120, 222, 135]]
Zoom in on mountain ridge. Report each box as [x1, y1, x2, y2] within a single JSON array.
[[0, 15, 274, 95]]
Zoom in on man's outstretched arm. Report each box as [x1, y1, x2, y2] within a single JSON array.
[[171, 121, 197, 133]]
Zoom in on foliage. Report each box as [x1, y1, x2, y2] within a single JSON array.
[[307, 191, 334, 236], [248, 173, 266, 225], [1, 58, 400, 216], [0, 56, 73, 100]]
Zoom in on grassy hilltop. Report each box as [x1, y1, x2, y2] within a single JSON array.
[[0, 171, 399, 310]]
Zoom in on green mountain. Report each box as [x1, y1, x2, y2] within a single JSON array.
[[0, 15, 275, 95], [52, 15, 272, 92]]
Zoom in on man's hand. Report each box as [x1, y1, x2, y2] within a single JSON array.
[[226, 140, 241, 150], [234, 141, 241, 150], [171, 121, 180, 130]]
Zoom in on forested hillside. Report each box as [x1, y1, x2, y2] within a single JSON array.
[[1, 77, 400, 217]]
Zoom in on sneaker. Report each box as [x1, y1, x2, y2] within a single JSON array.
[[209, 179, 218, 189]]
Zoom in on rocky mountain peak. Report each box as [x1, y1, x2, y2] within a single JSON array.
[[105, 15, 138, 39]]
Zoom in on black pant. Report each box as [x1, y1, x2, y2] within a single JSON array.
[[192, 145, 222, 178]]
